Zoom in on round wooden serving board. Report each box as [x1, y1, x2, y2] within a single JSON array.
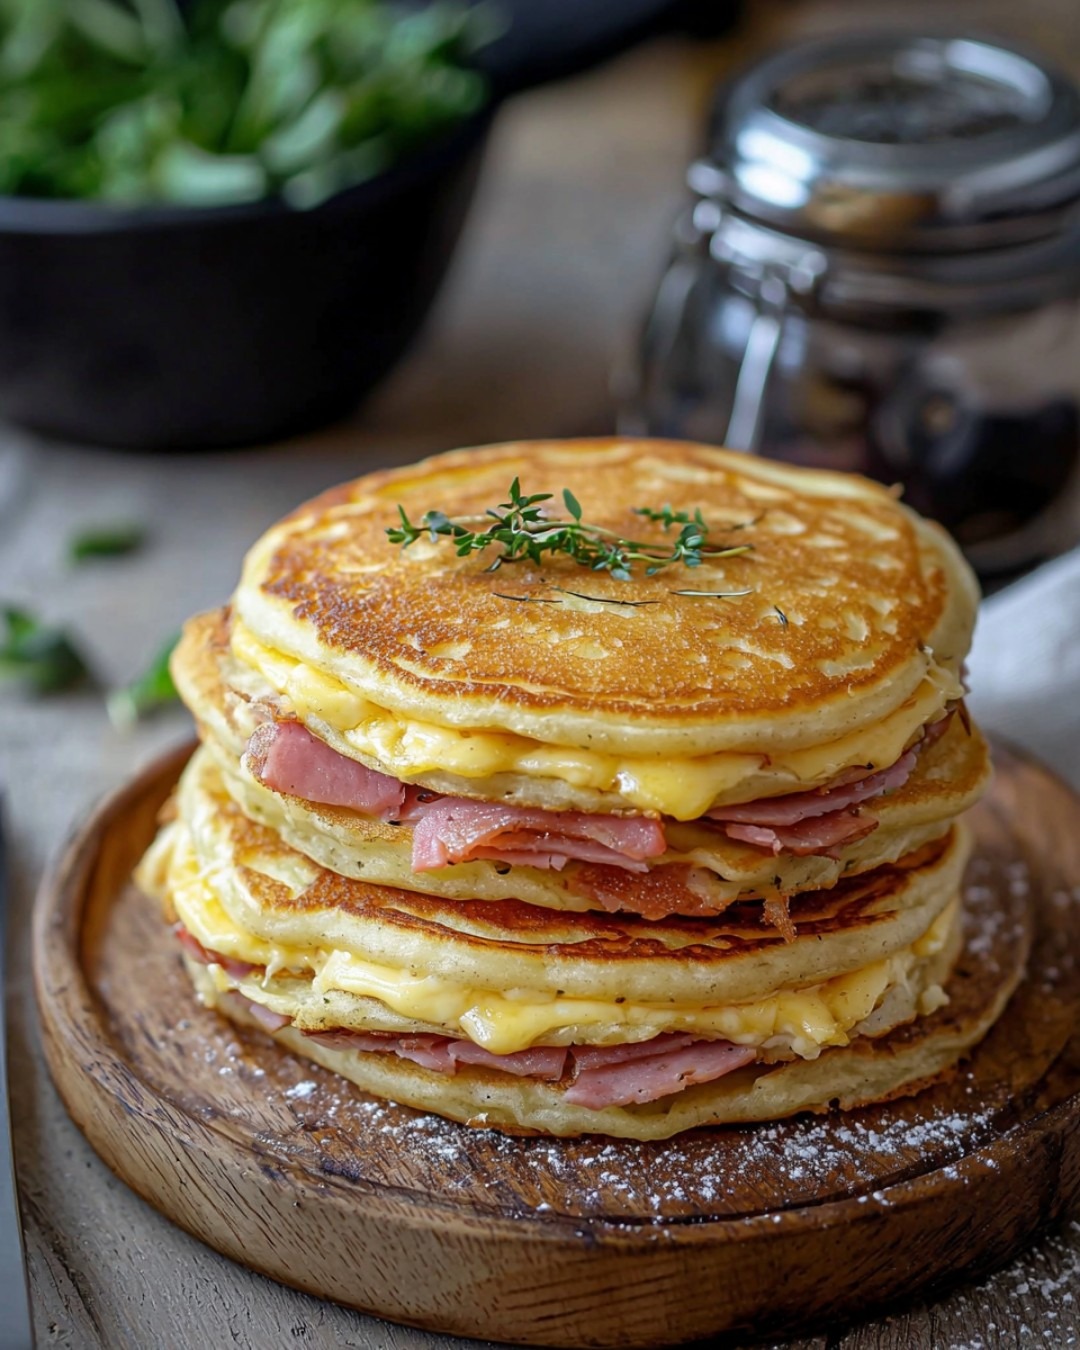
[[33, 741, 1080, 1349]]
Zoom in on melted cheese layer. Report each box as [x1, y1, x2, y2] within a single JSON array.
[[164, 825, 957, 1060], [231, 620, 958, 820]]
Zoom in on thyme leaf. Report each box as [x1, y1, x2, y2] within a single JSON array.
[[69, 523, 146, 562], [0, 606, 91, 694]]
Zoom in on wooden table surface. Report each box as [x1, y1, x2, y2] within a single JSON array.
[[4, 4, 1080, 1347]]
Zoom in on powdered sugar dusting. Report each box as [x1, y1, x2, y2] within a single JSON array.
[[931, 1219, 1080, 1347]]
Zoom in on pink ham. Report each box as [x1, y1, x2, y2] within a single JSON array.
[[570, 1033, 696, 1071], [705, 745, 921, 858], [175, 925, 261, 982], [239, 996, 291, 1033], [447, 1041, 568, 1080], [564, 1039, 756, 1109], [924, 706, 957, 745], [708, 747, 919, 828], [300, 1027, 753, 1109], [722, 810, 879, 857], [407, 799, 666, 874], [304, 1030, 397, 1053], [304, 1030, 453, 1070], [248, 721, 406, 818], [301, 1029, 567, 1080], [390, 1036, 457, 1073]]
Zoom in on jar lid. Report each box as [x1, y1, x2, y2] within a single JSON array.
[[693, 33, 1080, 251]]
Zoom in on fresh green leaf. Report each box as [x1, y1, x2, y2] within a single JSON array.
[[107, 631, 179, 729], [0, 605, 91, 693], [3, 605, 36, 643], [154, 140, 266, 205], [69, 522, 146, 561]]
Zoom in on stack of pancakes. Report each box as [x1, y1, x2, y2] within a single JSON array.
[[137, 440, 1007, 1140]]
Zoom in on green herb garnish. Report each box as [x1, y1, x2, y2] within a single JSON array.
[[0, 0, 489, 208], [388, 480, 754, 581], [69, 523, 146, 561], [107, 632, 179, 729], [633, 505, 760, 532], [0, 606, 91, 693]]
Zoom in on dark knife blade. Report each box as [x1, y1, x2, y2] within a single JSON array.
[[0, 806, 34, 1349]]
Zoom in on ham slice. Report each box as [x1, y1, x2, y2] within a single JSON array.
[[447, 1040, 568, 1080], [705, 745, 920, 857], [248, 720, 406, 818], [239, 996, 291, 1033], [722, 810, 879, 857], [707, 747, 919, 828], [407, 799, 666, 874], [564, 1039, 756, 1109], [300, 1027, 752, 1109], [570, 1033, 696, 1071], [386, 1035, 455, 1073], [217, 990, 292, 1033], [302, 1029, 567, 1079], [175, 925, 261, 982], [303, 1029, 454, 1072]]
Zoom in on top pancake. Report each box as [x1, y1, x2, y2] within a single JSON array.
[[233, 440, 976, 760]]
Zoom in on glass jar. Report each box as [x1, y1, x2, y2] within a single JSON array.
[[621, 33, 1080, 581]]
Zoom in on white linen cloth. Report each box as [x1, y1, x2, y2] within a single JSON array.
[[967, 548, 1080, 790]]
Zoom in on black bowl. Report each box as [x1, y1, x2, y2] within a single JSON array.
[[0, 109, 492, 449]]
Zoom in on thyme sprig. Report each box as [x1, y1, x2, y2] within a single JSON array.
[[387, 479, 754, 580]]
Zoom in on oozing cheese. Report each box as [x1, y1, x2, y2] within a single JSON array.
[[230, 621, 959, 820], [167, 830, 957, 1060]]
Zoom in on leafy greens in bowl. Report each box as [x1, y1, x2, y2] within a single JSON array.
[[0, 0, 489, 208], [0, 0, 493, 448]]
